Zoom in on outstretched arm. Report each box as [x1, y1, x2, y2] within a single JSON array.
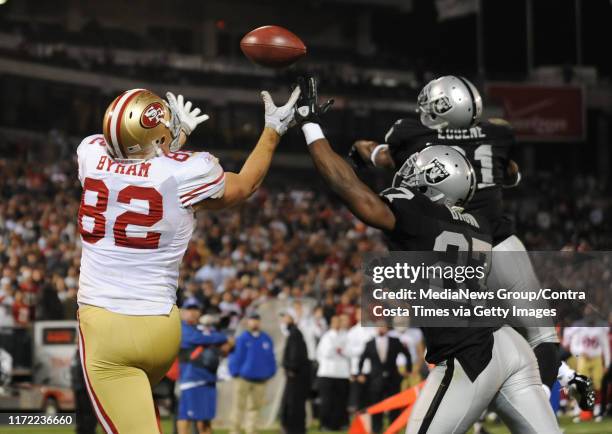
[[307, 133, 396, 232], [349, 140, 395, 169], [195, 128, 280, 210], [196, 87, 300, 210], [293, 76, 395, 231]]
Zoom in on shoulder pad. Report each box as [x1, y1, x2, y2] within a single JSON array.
[[385, 117, 428, 145], [77, 134, 107, 154], [487, 118, 510, 127], [481, 119, 515, 140]]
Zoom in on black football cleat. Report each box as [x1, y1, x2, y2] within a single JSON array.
[[569, 373, 595, 411]]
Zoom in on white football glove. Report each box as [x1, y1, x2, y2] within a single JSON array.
[[261, 86, 301, 136], [165, 92, 209, 136]]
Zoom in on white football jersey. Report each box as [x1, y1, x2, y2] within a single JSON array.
[[76, 134, 225, 315], [564, 326, 611, 366]]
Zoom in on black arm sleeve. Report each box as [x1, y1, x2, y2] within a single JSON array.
[[380, 187, 429, 239], [533, 342, 561, 389]]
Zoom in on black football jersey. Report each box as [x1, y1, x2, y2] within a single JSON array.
[[385, 116, 515, 243], [380, 186, 497, 381]]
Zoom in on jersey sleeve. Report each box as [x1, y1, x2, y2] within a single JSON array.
[[76, 134, 107, 186], [385, 117, 420, 146], [379, 186, 428, 237], [175, 152, 226, 208], [480, 119, 518, 187], [484, 119, 516, 161], [384, 117, 431, 167]]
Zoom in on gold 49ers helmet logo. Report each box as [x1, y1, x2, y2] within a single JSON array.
[[140, 102, 165, 128]]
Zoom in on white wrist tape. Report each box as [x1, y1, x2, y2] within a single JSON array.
[[302, 123, 325, 145], [370, 144, 389, 167]]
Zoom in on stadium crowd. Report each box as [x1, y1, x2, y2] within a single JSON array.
[[0, 157, 383, 330], [0, 16, 418, 101], [0, 138, 611, 428], [1, 150, 610, 329], [0, 136, 612, 322]]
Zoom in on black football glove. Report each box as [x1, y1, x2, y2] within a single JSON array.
[[347, 145, 368, 169], [294, 76, 334, 126], [569, 373, 595, 411]]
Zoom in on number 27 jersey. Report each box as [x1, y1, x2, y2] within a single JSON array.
[[77, 134, 225, 315], [380, 186, 496, 381]]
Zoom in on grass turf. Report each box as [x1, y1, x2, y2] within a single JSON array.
[[1, 417, 612, 434]]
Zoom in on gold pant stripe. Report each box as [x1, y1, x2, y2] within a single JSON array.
[[78, 320, 119, 434]]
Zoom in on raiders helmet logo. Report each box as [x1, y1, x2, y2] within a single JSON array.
[[432, 96, 452, 114], [140, 102, 165, 128], [297, 106, 310, 117], [425, 159, 450, 184]]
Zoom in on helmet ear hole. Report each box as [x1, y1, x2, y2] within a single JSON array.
[[129, 112, 133, 119], [160, 136, 166, 144]]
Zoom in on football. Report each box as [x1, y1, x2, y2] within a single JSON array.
[[240, 25, 307, 68]]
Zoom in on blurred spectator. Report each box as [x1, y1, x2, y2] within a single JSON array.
[[0, 279, 15, 327], [279, 310, 310, 434], [62, 286, 78, 320], [195, 260, 222, 288], [12, 291, 31, 326], [392, 325, 426, 388], [345, 309, 376, 413], [35, 283, 64, 320], [219, 291, 241, 331], [228, 312, 276, 434], [358, 325, 411, 434], [336, 293, 357, 325], [315, 315, 350, 431], [321, 294, 337, 325], [177, 298, 229, 434], [293, 300, 326, 361]]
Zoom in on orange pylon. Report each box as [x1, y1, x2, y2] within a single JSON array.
[[384, 405, 414, 434], [349, 382, 425, 434], [366, 382, 424, 414]]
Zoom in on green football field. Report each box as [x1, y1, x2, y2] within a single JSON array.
[[2, 417, 612, 434]]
